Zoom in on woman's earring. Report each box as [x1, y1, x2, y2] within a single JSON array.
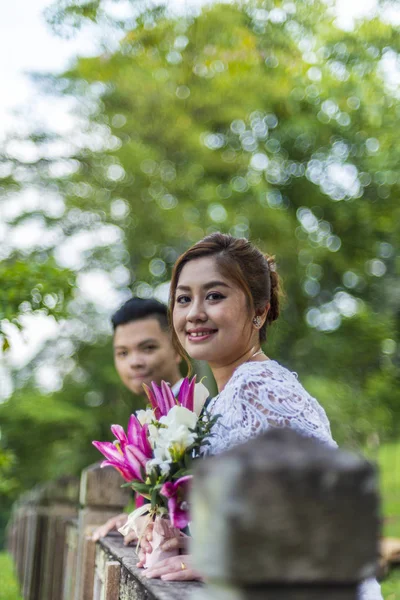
[[253, 316, 262, 328]]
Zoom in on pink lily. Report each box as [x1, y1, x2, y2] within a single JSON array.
[[143, 376, 197, 418], [177, 377, 196, 412], [127, 414, 142, 446], [92, 440, 138, 482], [142, 382, 164, 419], [161, 475, 193, 529], [92, 416, 153, 483], [139, 424, 152, 457], [110, 424, 128, 450], [143, 381, 175, 419], [99, 459, 136, 483], [125, 444, 150, 472], [161, 380, 177, 413], [92, 441, 126, 465]]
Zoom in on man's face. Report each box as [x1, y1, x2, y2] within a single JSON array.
[[113, 317, 181, 396]]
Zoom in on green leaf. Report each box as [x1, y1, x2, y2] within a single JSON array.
[[184, 453, 192, 470], [151, 486, 161, 509], [131, 482, 152, 495]]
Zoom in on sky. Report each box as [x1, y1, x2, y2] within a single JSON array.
[[0, 0, 97, 141]]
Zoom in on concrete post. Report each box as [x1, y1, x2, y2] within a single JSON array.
[[191, 429, 380, 600]]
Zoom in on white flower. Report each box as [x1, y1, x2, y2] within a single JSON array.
[[159, 461, 171, 475], [147, 424, 160, 449], [157, 406, 198, 457], [193, 382, 209, 416], [160, 405, 198, 429], [136, 408, 155, 426], [146, 447, 172, 475]]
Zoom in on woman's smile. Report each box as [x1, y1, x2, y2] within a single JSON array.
[[186, 327, 218, 342]]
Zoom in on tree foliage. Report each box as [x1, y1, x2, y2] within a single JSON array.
[[0, 0, 399, 541]]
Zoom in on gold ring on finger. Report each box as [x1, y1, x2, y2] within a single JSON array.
[[181, 562, 186, 570]]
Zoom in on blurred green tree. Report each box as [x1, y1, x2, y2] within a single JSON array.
[[0, 448, 19, 547], [0, 0, 399, 541]]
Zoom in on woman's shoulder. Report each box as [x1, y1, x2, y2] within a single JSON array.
[[209, 358, 336, 452], [224, 359, 336, 449], [227, 359, 325, 411], [228, 359, 298, 389]]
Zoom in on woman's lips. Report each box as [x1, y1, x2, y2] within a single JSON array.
[[186, 329, 217, 342]]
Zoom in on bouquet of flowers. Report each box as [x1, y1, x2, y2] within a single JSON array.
[[92, 376, 216, 567]]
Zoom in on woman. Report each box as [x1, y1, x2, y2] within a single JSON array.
[[142, 233, 382, 600]]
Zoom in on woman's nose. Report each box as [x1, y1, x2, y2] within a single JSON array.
[[186, 299, 207, 322]]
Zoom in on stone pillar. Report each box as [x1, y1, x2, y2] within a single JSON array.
[[74, 463, 130, 600], [191, 429, 380, 600]]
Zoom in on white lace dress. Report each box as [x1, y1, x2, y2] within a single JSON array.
[[204, 360, 382, 600]]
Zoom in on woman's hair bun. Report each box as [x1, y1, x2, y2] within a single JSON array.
[[265, 254, 280, 324]]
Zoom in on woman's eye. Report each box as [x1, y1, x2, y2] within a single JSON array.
[[177, 295, 190, 304], [143, 346, 157, 352], [207, 292, 225, 301]]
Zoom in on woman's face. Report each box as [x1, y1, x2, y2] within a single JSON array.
[[172, 256, 256, 366]]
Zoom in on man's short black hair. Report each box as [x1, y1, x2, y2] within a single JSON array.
[[111, 297, 169, 332]]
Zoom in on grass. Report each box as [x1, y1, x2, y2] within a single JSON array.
[[384, 571, 400, 600], [375, 441, 400, 598], [1, 442, 400, 599], [0, 552, 22, 600], [376, 442, 400, 539]]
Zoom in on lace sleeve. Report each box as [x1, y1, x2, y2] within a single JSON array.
[[206, 362, 336, 457], [234, 364, 337, 449], [358, 578, 383, 600]]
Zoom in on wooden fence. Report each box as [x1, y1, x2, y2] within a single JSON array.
[[6, 429, 381, 600]]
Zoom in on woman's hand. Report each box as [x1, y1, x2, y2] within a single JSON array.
[[122, 529, 138, 546], [136, 529, 189, 567], [136, 521, 154, 560], [144, 554, 202, 581], [91, 513, 147, 546], [91, 513, 128, 542], [121, 514, 153, 547]]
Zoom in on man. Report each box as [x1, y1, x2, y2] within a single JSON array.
[[92, 297, 183, 542], [111, 296, 182, 397]]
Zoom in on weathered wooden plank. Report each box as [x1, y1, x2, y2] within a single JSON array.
[[81, 531, 97, 600], [104, 561, 121, 600], [62, 522, 79, 600]]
